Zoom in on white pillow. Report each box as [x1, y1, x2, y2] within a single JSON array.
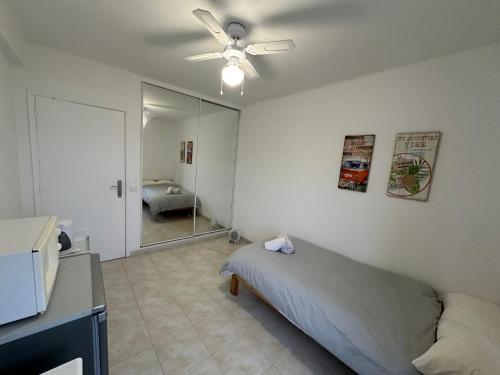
[[413, 293, 500, 375], [143, 179, 173, 186], [413, 331, 500, 374], [440, 293, 500, 345]]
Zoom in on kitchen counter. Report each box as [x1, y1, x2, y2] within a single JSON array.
[[0, 253, 105, 345], [0, 253, 108, 375]]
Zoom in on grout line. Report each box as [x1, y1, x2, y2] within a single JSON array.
[[107, 240, 247, 374], [108, 347, 157, 372], [121, 257, 166, 375], [146, 241, 235, 374]]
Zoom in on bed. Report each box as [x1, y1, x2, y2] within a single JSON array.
[[142, 182, 201, 217], [220, 237, 441, 375]]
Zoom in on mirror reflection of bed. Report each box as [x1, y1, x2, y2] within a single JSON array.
[[141, 82, 238, 246]]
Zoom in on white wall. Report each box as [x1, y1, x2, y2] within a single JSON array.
[[11, 43, 238, 254], [169, 110, 238, 227], [0, 49, 22, 219], [172, 117, 197, 191], [196, 110, 238, 226], [142, 118, 176, 180], [234, 44, 500, 302]]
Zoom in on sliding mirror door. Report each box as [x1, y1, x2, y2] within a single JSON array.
[[194, 101, 239, 235], [141, 83, 200, 245]]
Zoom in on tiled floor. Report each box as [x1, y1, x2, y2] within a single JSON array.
[[142, 206, 224, 245], [102, 236, 354, 375]]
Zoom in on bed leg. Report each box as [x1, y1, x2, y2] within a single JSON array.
[[230, 274, 239, 296]]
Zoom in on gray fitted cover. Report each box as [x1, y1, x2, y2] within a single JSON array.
[[220, 238, 441, 375], [142, 183, 201, 216]]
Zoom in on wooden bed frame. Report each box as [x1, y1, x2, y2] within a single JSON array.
[[230, 274, 278, 312]]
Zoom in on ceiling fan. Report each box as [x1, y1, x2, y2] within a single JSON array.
[[184, 9, 295, 96]]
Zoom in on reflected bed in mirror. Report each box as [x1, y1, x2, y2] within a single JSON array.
[[141, 82, 239, 246]]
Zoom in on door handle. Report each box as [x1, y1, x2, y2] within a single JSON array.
[[111, 180, 123, 198]]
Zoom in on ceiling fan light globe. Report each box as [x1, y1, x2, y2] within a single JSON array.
[[222, 64, 244, 86]]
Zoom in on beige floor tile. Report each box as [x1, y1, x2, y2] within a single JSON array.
[[103, 267, 129, 288], [213, 335, 272, 375], [102, 259, 124, 273], [204, 280, 233, 301], [183, 298, 225, 325], [144, 309, 192, 345], [109, 348, 163, 375], [131, 279, 171, 298], [161, 269, 195, 287], [274, 351, 335, 375], [166, 279, 203, 294], [219, 293, 275, 322], [155, 327, 210, 374], [128, 274, 164, 293], [136, 288, 176, 305], [108, 298, 142, 332], [125, 266, 161, 281], [150, 254, 185, 269], [245, 320, 293, 364], [194, 313, 250, 355], [122, 253, 154, 268], [262, 367, 282, 375], [138, 293, 184, 322], [169, 287, 214, 309], [184, 357, 223, 375], [108, 321, 152, 368], [105, 280, 134, 306]]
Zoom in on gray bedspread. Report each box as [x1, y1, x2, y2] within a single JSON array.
[[142, 183, 200, 216], [220, 238, 441, 375]]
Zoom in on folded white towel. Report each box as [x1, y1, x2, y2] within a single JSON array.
[[264, 234, 295, 254], [166, 187, 182, 194]]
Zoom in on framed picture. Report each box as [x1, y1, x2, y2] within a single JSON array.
[[186, 141, 193, 164], [180, 141, 186, 163], [387, 131, 441, 201], [338, 135, 375, 192]]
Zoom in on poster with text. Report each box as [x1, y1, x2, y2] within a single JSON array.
[[338, 135, 375, 192], [387, 131, 440, 201], [186, 141, 193, 164]]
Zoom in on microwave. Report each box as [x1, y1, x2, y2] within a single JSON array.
[[0, 216, 60, 325]]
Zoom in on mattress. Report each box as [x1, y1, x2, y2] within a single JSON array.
[[220, 237, 441, 375], [142, 183, 200, 216]]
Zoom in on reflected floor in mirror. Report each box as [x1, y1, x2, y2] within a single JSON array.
[[142, 206, 225, 245]]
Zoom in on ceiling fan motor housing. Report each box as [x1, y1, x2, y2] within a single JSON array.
[[227, 22, 246, 41], [223, 45, 246, 61]]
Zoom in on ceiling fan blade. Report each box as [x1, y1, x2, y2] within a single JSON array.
[[245, 40, 295, 55], [192, 9, 231, 45], [240, 59, 259, 80], [184, 52, 224, 62]]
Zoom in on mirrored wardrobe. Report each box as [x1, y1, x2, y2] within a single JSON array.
[[141, 82, 239, 246]]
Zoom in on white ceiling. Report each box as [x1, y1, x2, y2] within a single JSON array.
[[8, 0, 500, 106]]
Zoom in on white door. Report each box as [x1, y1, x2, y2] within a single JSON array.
[[34, 96, 126, 261]]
